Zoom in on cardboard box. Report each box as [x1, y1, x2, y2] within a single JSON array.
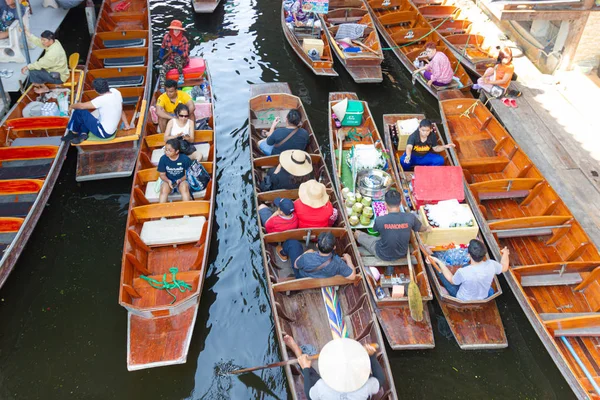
[[418, 204, 478, 247], [302, 38, 324, 57], [395, 120, 412, 151], [413, 166, 464, 207], [341, 100, 364, 127]]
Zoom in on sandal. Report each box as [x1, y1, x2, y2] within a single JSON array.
[[509, 99, 518, 108], [502, 98, 511, 107]]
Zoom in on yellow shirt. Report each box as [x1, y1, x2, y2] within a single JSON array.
[[26, 34, 69, 82], [157, 91, 192, 114]]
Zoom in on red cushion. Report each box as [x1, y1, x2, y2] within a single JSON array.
[[166, 58, 206, 80]]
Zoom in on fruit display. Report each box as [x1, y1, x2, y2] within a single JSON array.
[[343, 189, 375, 227]]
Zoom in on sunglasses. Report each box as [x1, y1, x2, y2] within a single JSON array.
[[178, 114, 189, 118]]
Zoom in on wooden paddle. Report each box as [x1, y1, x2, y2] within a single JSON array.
[[351, 40, 378, 55], [63, 53, 80, 106], [407, 249, 423, 321], [418, 242, 442, 274], [337, 130, 344, 178]]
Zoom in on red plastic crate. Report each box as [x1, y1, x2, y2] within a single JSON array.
[[413, 166, 464, 207]]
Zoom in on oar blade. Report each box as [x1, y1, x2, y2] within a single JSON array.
[[408, 281, 424, 321]]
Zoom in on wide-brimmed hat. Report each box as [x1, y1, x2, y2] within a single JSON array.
[[279, 150, 313, 177], [318, 338, 371, 393], [331, 98, 348, 123], [168, 20, 186, 31], [298, 180, 329, 208]]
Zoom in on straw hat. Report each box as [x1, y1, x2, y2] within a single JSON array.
[[298, 180, 329, 208], [279, 150, 313, 177], [331, 98, 348, 123], [168, 20, 186, 31], [318, 338, 371, 393]]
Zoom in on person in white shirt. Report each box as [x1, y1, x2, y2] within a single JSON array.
[[63, 78, 131, 144]]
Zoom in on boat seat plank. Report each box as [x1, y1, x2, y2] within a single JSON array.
[[540, 313, 600, 321], [123, 96, 139, 106], [105, 75, 144, 87], [520, 273, 582, 287], [104, 56, 145, 68], [544, 314, 600, 337], [360, 254, 415, 267], [144, 180, 207, 203], [0, 202, 34, 218], [0, 145, 58, 161], [488, 215, 572, 231], [0, 164, 51, 180], [150, 143, 211, 164], [11, 136, 63, 147], [470, 178, 543, 198], [272, 275, 359, 292], [554, 328, 600, 337], [458, 155, 509, 173], [103, 38, 145, 48], [139, 216, 206, 247], [131, 201, 210, 222], [513, 261, 600, 276], [5, 117, 69, 132]]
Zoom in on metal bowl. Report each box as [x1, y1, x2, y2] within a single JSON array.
[[356, 169, 393, 200]]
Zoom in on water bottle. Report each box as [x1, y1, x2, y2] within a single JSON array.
[[403, 189, 412, 209], [376, 286, 386, 299]]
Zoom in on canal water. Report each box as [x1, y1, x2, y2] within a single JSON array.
[[0, 0, 578, 399]]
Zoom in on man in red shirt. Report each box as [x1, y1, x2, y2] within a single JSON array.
[[258, 198, 299, 234]]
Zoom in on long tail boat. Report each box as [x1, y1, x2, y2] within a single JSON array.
[[363, 0, 472, 98], [72, 0, 152, 182], [328, 92, 435, 350], [0, 63, 85, 289], [118, 63, 215, 371], [440, 95, 600, 398], [281, 3, 338, 77], [382, 113, 507, 349], [249, 83, 397, 399], [193, 0, 222, 13], [320, 0, 384, 83]]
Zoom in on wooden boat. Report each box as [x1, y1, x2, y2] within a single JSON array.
[[382, 113, 507, 349], [193, 0, 221, 13], [320, 0, 384, 83], [72, 0, 152, 182], [363, 0, 472, 98], [118, 62, 216, 371], [249, 83, 397, 399], [281, 3, 338, 77], [0, 65, 84, 289], [327, 92, 435, 350], [440, 96, 600, 398]]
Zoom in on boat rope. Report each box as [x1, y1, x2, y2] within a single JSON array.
[[140, 267, 192, 305], [381, 15, 454, 51], [321, 286, 349, 339]]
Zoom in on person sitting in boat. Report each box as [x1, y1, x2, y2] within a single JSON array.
[[158, 19, 190, 89], [259, 150, 313, 192], [432, 239, 510, 300], [283, 335, 385, 400], [156, 79, 196, 133], [258, 197, 299, 234], [163, 103, 205, 161], [278, 231, 357, 280], [412, 42, 454, 88], [354, 190, 431, 261], [400, 119, 454, 169], [295, 180, 337, 228], [157, 138, 193, 203], [284, 0, 309, 27], [473, 47, 514, 99], [63, 78, 131, 144], [21, 30, 68, 94], [258, 109, 309, 156], [0, 0, 27, 40]]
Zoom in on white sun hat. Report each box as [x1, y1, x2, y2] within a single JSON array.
[[331, 98, 348, 123], [318, 338, 371, 393]]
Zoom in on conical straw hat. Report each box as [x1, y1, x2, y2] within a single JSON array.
[[331, 98, 348, 122], [318, 338, 371, 393]]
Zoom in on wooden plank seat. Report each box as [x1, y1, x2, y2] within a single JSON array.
[[272, 275, 361, 292], [0, 164, 51, 180], [459, 155, 510, 174], [544, 314, 600, 337], [540, 313, 600, 321], [104, 56, 146, 68], [10, 136, 63, 147], [105, 75, 144, 87], [150, 143, 211, 164], [520, 273, 582, 287], [0, 217, 24, 233], [123, 96, 139, 106], [139, 216, 206, 247], [390, 28, 431, 44], [5, 117, 69, 132], [0, 146, 58, 162], [489, 215, 573, 238], [470, 178, 544, 200], [378, 10, 417, 26], [513, 261, 600, 276], [357, 247, 416, 267], [103, 38, 146, 48], [0, 202, 34, 218]]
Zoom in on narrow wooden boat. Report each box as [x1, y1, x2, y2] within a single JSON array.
[[249, 83, 397, 399], [382, 113, 507, 349], [0, 63, 84, 289], [72, 0, 152, 182], [281, 3, 338, 77], [320, 0, 384, 83], [193, 0, 221, 13], [118, 63, 215, 371], [327, 93, 435, 350], [363, 0, 472, 98], [440, 96, 600, 398]]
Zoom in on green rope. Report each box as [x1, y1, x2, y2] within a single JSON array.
[[381, 14, 454, 51], [141, 267, 192, 305]]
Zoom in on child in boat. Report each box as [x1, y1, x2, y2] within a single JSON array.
[[158, 20, 190, 88], [259, 150, 313, 191], [400, 119, 454, 169], [157, 138, 192, 203], [412, 42, 454, 88], [294, 180, 337, 228], [258, 109, 309, 156], [164, 104, 204, 161], [258, 197, 298, 234], [432, 239, 510, 300], [473, 47, 515, 99]]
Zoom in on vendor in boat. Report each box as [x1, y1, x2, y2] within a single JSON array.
[[164, 103, 204, 161], [473, 47, 514, 99], [63, 78, 131, 144], [157, 138, 193, 203], [284, 0, 311, 27], [258, 109, 309, 156], [400, 119, 454, 169], [431, 239, 510, 300], [412, 42, 454, 88], [0, 0, 27, 40], [295, 180, 337, 228], [156, 79, 196, 133], [354, 190, 431, 261], [158, 19, 190, 89], [258, 197, 299, 234], [21, 30, 68, 94], [278, 231, 357, 280], [283, 335, 385, 400], [259, 150, 313, 192]]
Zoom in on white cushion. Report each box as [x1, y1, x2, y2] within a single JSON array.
[[140, 216, 206, 246], [151, 143, 211, 165], [144, 181, 207, 203]]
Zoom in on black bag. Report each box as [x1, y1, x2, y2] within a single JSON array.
[[177, 137, 197, 156], [259, 174, 273, 192], [196, 117, 211, 130], [186, 161, 211, 192]]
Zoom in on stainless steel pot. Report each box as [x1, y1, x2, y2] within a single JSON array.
[[356, 169, 393, 200]]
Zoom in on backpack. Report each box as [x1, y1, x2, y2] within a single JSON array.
[[186, 161, 211, 192]]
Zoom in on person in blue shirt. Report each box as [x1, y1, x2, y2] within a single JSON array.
[[258, 109, 309, 156], [0, 0, 27, 40], [157, 138, 192, 203]]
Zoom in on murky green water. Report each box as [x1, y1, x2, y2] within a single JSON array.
[[0, 0, 577, 398]]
